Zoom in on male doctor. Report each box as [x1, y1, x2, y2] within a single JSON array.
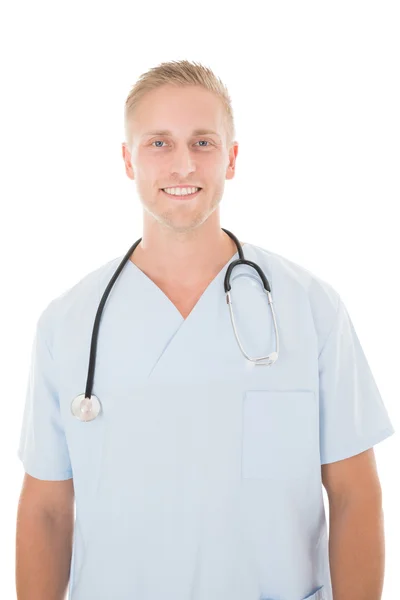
[[16, 60, 395, 600]]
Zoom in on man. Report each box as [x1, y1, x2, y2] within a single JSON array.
[[16, 60, 395, 600]]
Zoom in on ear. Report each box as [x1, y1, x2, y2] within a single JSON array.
[[226, 142, 239, 181], [122, 143, 135, 181]]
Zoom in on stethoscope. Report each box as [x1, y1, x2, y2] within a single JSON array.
[[71, 228, 279, 422]]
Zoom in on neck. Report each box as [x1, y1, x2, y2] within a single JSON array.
[[130, 216, 242, 289]]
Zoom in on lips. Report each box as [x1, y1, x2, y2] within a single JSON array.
[[161, 187, 202, 192], [160, 188, 202, 199]]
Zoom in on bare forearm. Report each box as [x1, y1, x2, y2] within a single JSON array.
[[328, 497, 385, 600], [16, 507, 74, 600]]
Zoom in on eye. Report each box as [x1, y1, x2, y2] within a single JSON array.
[[150, 140, 211, 148]]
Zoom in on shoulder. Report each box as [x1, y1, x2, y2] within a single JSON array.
[[35, 255, 123, 347], [246, 242, 342, 349]]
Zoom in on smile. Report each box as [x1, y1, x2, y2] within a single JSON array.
[[161, 188, 202, 200]]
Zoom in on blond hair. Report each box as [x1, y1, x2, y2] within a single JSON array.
[[124, 59, 235, 150]]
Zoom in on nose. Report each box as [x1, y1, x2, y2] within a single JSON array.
[[169, 146, 196, 179]]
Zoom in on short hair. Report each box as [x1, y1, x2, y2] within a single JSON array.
[[124, 59, 236, 150]]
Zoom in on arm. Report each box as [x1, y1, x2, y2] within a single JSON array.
[[322, 448, 386, 600], [16, 474, 75, 600]]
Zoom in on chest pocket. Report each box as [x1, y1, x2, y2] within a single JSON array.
[[261, 585, 326, 599], [241, 389, 319, 480]]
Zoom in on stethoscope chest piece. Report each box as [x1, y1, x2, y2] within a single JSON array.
[[71, 393, 101, 422]]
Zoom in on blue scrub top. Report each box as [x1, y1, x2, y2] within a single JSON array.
[[18, 242, 395, 600]]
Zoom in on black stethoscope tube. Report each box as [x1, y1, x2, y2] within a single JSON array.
[[71, 228, 276, 422]]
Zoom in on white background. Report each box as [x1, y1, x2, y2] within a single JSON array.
[[1, 0, 399, 597]]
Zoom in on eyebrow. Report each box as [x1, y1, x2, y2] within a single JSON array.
[[143, 128, 221, 139]]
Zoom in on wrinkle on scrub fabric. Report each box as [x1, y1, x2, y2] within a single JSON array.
[[18, 242, 395, 600]]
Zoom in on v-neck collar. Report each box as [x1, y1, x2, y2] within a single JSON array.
[[124, 242, 248, 322]]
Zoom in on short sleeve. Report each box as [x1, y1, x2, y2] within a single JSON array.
[[319, 296, 395, 465], [18, 309, 73, 480]]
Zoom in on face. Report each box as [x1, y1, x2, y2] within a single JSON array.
[[122, 84, 238, 234]]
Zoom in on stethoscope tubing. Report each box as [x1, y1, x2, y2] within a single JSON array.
[[71, 229, 279, 422]]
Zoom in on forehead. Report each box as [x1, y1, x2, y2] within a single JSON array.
[[132, 85, 225, 138]]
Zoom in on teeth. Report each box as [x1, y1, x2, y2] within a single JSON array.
[[163, 187, 200, 196]]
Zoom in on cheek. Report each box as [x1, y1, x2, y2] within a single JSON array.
[[135, 163, 160, 186]]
